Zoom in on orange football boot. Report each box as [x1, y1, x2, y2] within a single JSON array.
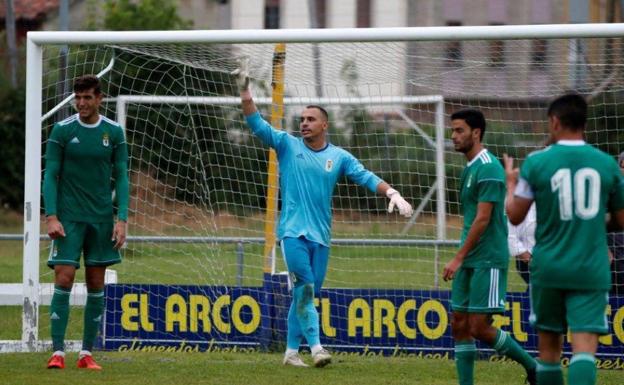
[[77, 354, 102, 370], [47, 354, 65, 369]]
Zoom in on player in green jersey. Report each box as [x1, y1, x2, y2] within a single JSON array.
[[505, 93, 624, 385], [444, 109, 537, 385], [43, 75, 129, 370]]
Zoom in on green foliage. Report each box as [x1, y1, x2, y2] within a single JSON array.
[[587, 91, 624, 156], [0, 86, 25, 209], [330, 59, 442, 214], [102, 0, 193, 30]]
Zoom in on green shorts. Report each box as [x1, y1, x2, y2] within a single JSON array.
[[530, 286, 609, 334], [451, 267, 508, 313], [47, 220, 121, 269]]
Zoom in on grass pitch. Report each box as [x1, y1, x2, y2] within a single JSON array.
[[3, 350, 624, 385]]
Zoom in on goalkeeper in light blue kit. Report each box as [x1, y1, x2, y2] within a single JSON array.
[[234, 59, 413, 367]]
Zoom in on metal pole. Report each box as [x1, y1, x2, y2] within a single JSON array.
[[23, 37, 43, 351], [57, 0, 71, 121], [434, 99, 446, 288], [236, 241, 244, 286], [28, 24, 624, 45], [5, 0, 18, 88], [435, 99, 446, 241], [307, 0, 323, 97]]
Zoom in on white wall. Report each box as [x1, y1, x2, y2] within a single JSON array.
[[328, 0, 356, 28], [231, 0, 264, 29]]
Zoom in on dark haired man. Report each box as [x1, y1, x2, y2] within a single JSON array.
[[44, 75, 129, 370], [234, 59, 413, 367], [444, 109, 537, 385], [505, 93, 624, 385]]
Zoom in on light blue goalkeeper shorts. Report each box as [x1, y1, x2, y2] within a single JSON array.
[[280, 236, 329, 295]]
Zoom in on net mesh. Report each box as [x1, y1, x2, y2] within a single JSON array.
[[36, 37, 624, 353]]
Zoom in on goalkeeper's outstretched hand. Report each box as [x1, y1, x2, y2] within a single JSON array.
[[231, 56, 250, 92], [386, 188, 413, 218]]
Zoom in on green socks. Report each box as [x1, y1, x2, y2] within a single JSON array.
[[568, 353, 596, 385], [50, 285, 71, 352], [455, 340, 477, 385], [537, 360, 564, 385], [491, 329, 537, 371], [82, 289, 105, 351]]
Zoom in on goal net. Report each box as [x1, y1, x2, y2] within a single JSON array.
[[11, 26, 624, 360]]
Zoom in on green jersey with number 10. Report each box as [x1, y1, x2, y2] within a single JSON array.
[[519, 142, 624, 290]]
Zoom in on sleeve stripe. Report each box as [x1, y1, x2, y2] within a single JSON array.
[[48, 138, 64, 147], [477, 178, 504, 184]]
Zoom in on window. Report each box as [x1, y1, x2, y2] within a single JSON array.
[[445, 21, 462, 65], [314, 0, 326, 28], [531, 39, 547, 68], [264, 0, 280, 29], [357, 0, 371, 28], [489, 40, 505, 66], [488, 24, 505, 67]]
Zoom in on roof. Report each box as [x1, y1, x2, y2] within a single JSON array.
[[0, 0, 59, 21]]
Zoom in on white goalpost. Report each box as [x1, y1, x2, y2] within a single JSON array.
[[6, 24, 624, 358]]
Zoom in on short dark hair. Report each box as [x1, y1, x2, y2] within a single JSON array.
[[305, 105, 328, 121], [73, 75, 101, 95], [547, 93, 587, 131], [450, 109, 486, 140]]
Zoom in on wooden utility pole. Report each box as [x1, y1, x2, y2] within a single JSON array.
[[5, 0, 18, 88]]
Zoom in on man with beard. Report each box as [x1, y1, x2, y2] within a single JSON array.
[[443, 109, 536, 385], [233, 58, 413, 368]]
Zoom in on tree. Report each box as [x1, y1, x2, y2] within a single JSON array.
[[0, 85, 25, 209], [0, 0, 194, 210], [102, 0, 192, 31]]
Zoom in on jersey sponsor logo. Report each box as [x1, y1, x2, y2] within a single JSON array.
[[93, 315, 102, 323], [102, 133, 110, 147], [50, 312, 60, 320], [325, 159, 333, 172], [70, 137, 80, 144]]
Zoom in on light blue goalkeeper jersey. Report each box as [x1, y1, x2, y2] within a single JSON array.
[[246, 112, 383, 247]]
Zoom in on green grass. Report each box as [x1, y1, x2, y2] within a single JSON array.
[[2, 239, 527, 289], [0, 219, 528, 341], [1, 351, 623, 385], [0, 306, 85, 340]]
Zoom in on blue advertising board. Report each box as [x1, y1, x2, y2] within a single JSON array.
[[102, 276, 624, 368]]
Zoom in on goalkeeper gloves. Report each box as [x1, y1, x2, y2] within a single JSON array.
[[386, 188, 413, 218], [232, 56, 250, 92]]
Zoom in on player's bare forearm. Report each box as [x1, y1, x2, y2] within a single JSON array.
[[376, 182, 391, 196], [503, 153, 532, 225], [444, 204, 492, 280], [112, 220, 127, 249], [506, 196, 532, 225], [46, 215, 65, 239], [455, 210, 491, 262], [443, 208, 490, 281], [241, 97, 257, 117]]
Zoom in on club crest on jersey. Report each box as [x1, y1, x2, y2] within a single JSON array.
[[325, 159, 333, 172], [102, 133, 110, 147]]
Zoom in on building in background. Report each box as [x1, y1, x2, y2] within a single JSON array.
[[3, 0, 622, 121]]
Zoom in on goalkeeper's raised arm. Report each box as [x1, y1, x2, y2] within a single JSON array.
[[233, 58, 413, 368]]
